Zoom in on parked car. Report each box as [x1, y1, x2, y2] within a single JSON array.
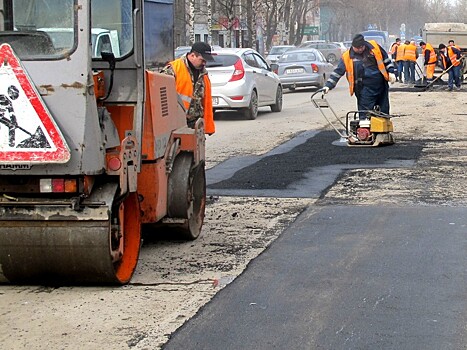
[[174, 46, 191, 58], [175, 44, 223, 59], [333, 41, 348, 55], [265, 45, 295, 64], [343, 41, 352, 49], [297, 42, 342, 64], [270, 48, 334, 91], [205, 48, 282, 120]]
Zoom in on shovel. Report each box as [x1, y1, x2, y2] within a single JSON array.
[[415, 64, 454, 90], [0, 117, 50, 148], [414, 61, 427, 86]]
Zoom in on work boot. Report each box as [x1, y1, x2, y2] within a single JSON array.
[[456, 85, 461, 91]]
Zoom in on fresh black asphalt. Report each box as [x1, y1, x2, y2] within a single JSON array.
[[163, 205, 466, 349], [165, 130, 466, 349], [207, 130, 423, 198]]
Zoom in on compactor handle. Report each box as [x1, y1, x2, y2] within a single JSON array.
[[311, 89, 325, 100]]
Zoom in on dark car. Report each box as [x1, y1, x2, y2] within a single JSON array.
[[271, 48, 335, 91]]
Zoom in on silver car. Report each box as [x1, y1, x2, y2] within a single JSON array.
[[265, 45, 295, 64], [297, 42, 342, 64], [271, 48, 335, 91], [206, 48, 283, 120]]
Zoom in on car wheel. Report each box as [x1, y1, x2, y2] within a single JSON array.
[[270, 86, 283, 112], [327, 54, 337, 64], [243, 90, 258, 120]]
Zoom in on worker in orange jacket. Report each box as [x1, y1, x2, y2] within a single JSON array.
[[448, 39, 461, 51], [395, 39, 406, 82], [403, 40, 418, 84], [439, 43, 463, 91], [419, 41, 437, 82], [161, 42, 216, 134], [323, 34, 396, 118], [389, 38, 402, 81]]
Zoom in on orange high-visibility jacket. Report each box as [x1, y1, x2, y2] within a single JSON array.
[[170, 58, 215, 134], [440, 46, 462, 68], [390, 42, 398, 56], [342, 40, 389, 96], [396, 43, 406, 61], [403, 43, 417, 61], [422, 43, 437, 65]]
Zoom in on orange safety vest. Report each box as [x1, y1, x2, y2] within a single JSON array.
[[390, 42, 398, 55], [170, 59, 215, 134], [441, 47, 461, 67], [422, 43, 437, 65], [342, 40, 389, 96], [395, 43, 406, 61], [403, 43, 417, 61]]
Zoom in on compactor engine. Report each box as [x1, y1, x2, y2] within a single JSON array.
[[0, 0, 206, 284]]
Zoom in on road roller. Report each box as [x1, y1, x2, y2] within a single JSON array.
[[0, 0, 206, 284]]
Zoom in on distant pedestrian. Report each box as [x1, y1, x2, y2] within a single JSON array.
[[438, 43, 462, 91], [419, 41, 437, 82]]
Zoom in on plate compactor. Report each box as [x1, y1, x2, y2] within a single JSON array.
[[311, 89, 396, 147]]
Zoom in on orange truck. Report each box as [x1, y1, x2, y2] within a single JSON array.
[[0, 0, 206, 284]]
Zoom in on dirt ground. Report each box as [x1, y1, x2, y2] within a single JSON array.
[[0, 81, 465, 349]]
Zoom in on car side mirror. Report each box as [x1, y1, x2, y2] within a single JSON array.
[[270, 63, 279, 74]]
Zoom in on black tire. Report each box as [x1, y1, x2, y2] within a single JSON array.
[[270, 85, 283, 112], [243, 90, 258, 120], [327, 53, 337, 64], [168, 153, 206, 240]]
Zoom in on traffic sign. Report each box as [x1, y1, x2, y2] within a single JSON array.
[[303, 26, 319, 36], [0, 44, 70, 164]]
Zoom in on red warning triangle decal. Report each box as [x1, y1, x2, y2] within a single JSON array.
[[0, 44, 70, 164]]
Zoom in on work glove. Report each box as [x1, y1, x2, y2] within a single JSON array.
[[322, 86, 330, 94], [388, 73, 396, 84]]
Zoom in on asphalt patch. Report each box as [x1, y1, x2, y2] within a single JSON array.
[[208, 130, 424, 191]]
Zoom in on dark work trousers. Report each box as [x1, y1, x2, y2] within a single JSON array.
[[355, 73, 390, 119], [403, 60, 416, 83]]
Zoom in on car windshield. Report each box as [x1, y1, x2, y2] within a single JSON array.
[[279, 51, 316, 63], [0, 0, 133, 60], [205, 54, 239, 67], [269, 46, 292, 55]]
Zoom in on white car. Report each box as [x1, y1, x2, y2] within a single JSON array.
[[206, 48, 282, 120]]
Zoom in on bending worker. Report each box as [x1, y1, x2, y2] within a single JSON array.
[[419, 41, 437, 83], [438, 43, 463, 91], [161, 42, 215, 134], [323, 33, 396, 118]]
